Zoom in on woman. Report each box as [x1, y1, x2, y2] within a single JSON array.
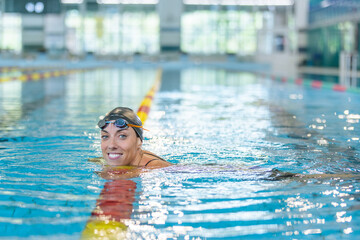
[[96, 107, 171, 179], [84, 107, 169, 237], [95, 107, 356, 181]]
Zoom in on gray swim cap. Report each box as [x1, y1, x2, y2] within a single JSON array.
[[98, 107, 143, 141]]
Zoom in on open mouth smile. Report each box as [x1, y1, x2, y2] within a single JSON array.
[[108, 153, 123, 160]]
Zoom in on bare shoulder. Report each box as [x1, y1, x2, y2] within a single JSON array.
[[142, 150, 172, 168], [146, 159, 172, 168]]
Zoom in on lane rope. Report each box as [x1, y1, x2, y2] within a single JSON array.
[[81, 68, 163, 240], [0, 67, 106, 83], [260, 73, 360, 94], [0, 66, 62, 73], [137, 68, 162, 123]]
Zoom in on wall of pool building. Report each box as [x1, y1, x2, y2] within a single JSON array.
[[0, 0, 359, 85], [1, 0, 360, 240]]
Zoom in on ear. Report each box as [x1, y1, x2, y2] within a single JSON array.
[[136, 137, 142, 149]]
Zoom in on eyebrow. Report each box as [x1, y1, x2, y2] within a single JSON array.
[[101, 129, 128, 134], [116, 129, 128, 134]]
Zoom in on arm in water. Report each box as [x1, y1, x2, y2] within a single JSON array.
[[267, 168, 358, 181]]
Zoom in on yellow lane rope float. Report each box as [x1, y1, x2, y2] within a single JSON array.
[[81, 68, 163, 240], [137, 68, 162, 123], [0, 66, 61, 73]]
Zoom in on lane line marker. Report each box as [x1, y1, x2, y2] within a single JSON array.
[[0, 67, 105, 83], [137, 68, 162, 123], [258, 72, 359, 93], [82, 68, 163, 239]]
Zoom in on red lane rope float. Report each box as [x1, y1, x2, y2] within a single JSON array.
[[258, 72, 360, 93], [333, 84, 347, 92], [311, 80, 323, 89], [295, 78, 303, 85], [81, 178, 136, 240], [81, 68, 163, 240]]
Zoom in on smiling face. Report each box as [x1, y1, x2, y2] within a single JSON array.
[[100, 123, 142, 166]]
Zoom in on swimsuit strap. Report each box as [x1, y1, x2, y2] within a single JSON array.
[[143, 151, 166, 161], [145, 159, 164, 167], [143, 151, 167, 166]]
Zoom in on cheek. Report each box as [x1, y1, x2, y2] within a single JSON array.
[[123, 138, 138, 153], [100, 138, 106, 147], [136, 138, 142, 149], [100, 139, 110, 151], [100, 141, 106, 154], [122, 141, 134, 152]]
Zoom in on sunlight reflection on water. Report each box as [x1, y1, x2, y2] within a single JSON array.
[[0, 68, 359, 239]]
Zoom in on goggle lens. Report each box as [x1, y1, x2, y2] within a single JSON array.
[[98, 118, 143, 130], [112, 119, 127, 129]]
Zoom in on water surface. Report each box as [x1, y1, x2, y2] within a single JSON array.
[[0, 67, 359, 239]]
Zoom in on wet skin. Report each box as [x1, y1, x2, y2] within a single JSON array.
[[101, 123, 142, 166], [100, 123, 172, 171]]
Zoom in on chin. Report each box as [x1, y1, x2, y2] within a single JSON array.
[[105, 158, 129, 166], [106, 160, 122, 166]]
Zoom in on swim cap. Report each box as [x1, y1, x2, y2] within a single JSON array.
[[99, 107, 143, 141]]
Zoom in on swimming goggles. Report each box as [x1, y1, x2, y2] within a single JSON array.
[[97, 118, 144, 130]]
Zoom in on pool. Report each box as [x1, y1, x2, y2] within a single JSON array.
[[0, 64, 359, 239]]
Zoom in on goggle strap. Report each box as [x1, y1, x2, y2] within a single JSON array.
[[127, 123, 149, 131]]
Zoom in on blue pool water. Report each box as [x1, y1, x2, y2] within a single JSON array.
[[0, 65, 359, 239]]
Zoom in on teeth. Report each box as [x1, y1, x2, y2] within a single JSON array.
[[109, 153, 121, 158]]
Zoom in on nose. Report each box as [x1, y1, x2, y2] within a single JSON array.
[[107, 136, 118, 150]]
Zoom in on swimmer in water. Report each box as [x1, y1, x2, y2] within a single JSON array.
[[93, 107, 357, 181], [94, 107, 171, 179]]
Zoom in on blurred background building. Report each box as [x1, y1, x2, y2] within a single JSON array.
[[0, 0, 359, 82]]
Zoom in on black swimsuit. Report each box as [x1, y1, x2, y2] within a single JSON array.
[[144, 152, 167, 166]]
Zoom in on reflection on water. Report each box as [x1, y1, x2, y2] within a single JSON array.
[[82, 179, 136, 240], [0, 76, 65, 133], [126, 165, 359, 239], [0, 67, 359, 239], [141, 68, 360, 239], [0, 68, 157, 239], [160, 69, 181, 92]]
